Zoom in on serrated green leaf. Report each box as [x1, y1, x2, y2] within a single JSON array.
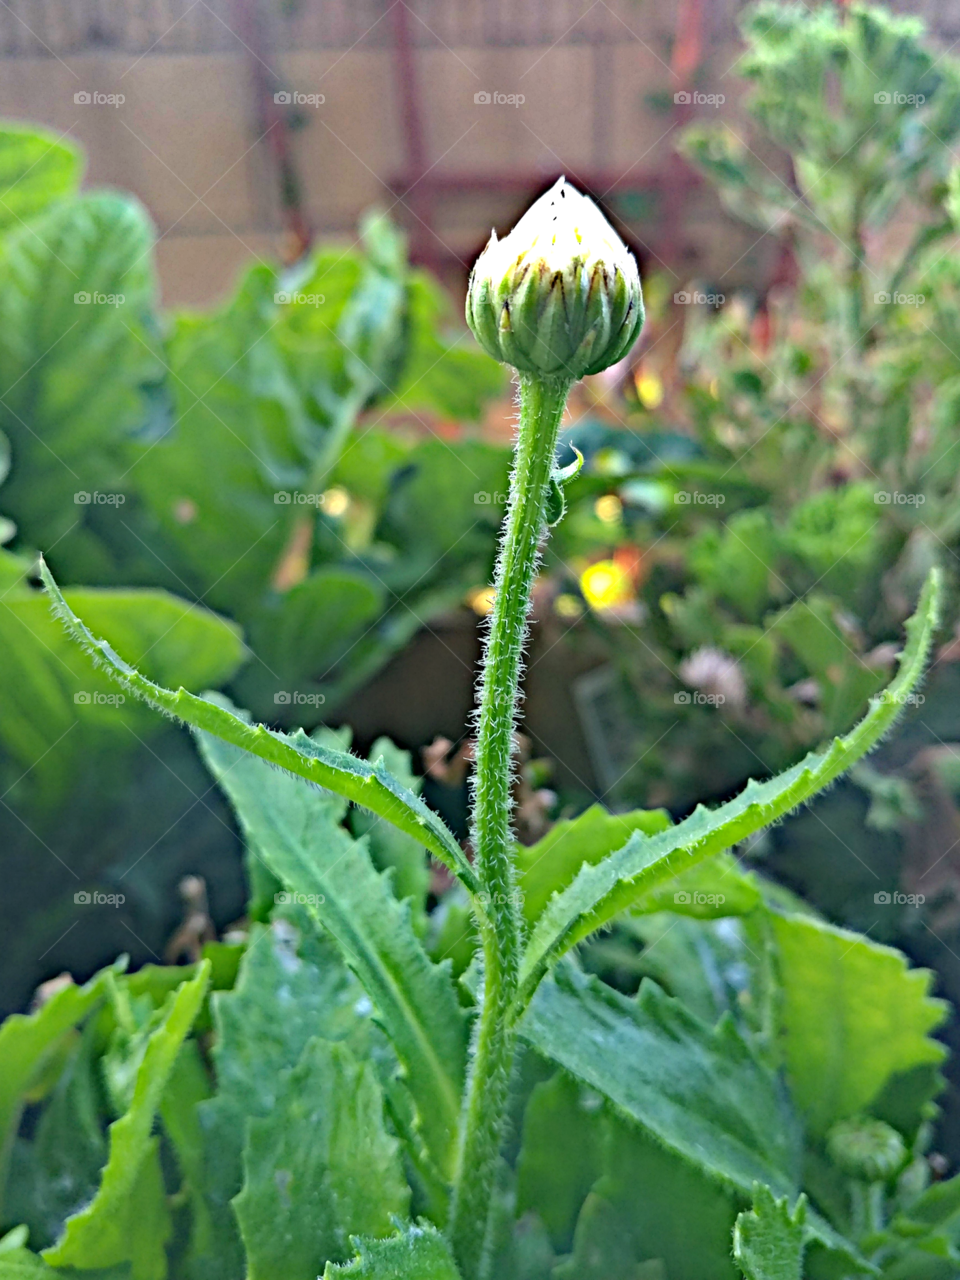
[[42, 962, 210, 1275], [197, 731, 468, 1183], [771, 913, 947, 1137], [39, 560, 477, 892], [0, 965, 118, 1198], [193, 922, 371, 1279], [517, 568, 939, 1008], [519, 964, 864, 1268], [234, 1038, 409, 1278], [322, 1223, 462, 1278], [733, 1184, 807, 1280], [520, 963, 800, 1197]]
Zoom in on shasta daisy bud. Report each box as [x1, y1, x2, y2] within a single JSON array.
[[466, 177, 644, 381]]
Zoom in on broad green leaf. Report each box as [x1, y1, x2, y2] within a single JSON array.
[[194, 922, 372, 1280], [519, 964, 864, 1267], [516, 803, 671, 923], [771, 913, 947, 1137], [631, 851, 762, 919], [556, 1116, 740, 1280], [0, 581, 244, 797], [516, 1072, 604, 1252], [43, 962, 210, 1274], [40, 559, 477, 891], [517, 568, 939, 1008], [322, 1223, 462, 1278], [0, 125, 82, 231], [234, 1038, 409, 1278], [733, 1184, 807, 1280], [0, 193, 161, 562], [197, 731, 468, 1182], [0, 965, 117, 1190], [250, 568, 382, 694]]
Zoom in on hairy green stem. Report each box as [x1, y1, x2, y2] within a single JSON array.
[[448, 373, 571, 1280]]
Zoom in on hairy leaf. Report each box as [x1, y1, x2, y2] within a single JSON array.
[[234, 1038, 408, 1278], [322, 1224, 462, 1278], [517, 568, 939, 1007], [520, 964, 800, 1197], [42, 963, 210, 1274], [772, 913, 947, 1137], [733, 1184, 807, 1280], [193, 922, 372, 1279], [198, 731, 468, 1182], [39, 560, 476, 891], [519, 964, 863, 1266]]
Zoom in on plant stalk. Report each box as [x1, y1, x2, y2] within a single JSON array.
[[448, 373, 571, 1280]]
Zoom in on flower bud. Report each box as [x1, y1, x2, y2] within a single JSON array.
[[466, 177, 644, 381]]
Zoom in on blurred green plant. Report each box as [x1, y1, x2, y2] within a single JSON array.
[[0, 121, 506, 1003], [0, 558, 946, 1280]]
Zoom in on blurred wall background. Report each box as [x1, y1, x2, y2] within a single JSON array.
[[7, 0, 950, 307]]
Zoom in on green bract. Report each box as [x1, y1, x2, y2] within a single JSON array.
[[465, 177, 644, 379]]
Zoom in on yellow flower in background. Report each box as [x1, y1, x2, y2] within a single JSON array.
[[634, 369, 664, 409], [580, 559, 634, 611]]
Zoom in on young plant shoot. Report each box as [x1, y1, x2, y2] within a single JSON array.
[[34, 176, 940, 1280]]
